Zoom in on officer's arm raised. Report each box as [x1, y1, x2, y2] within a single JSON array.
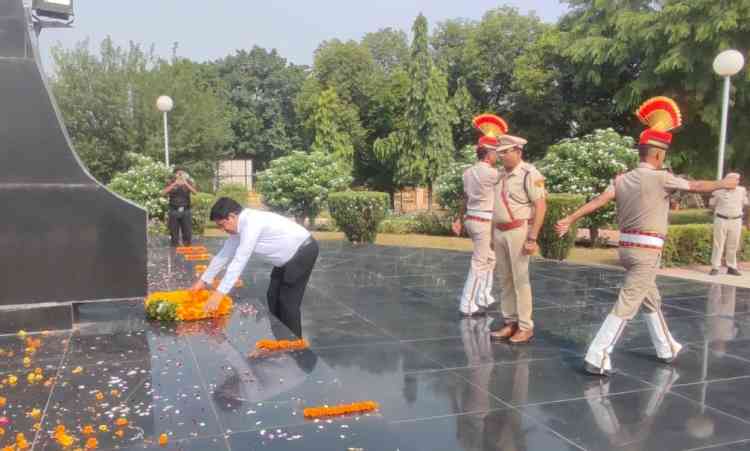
[[555, 189, 615, 237], [686, 177, 737, 193]]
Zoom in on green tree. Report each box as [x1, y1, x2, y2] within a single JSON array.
[[374, 14, 456, 207], [537, 129, 639, 244], [212, 47, 307, 169], [361, 28, 409, 74], [559, 0, 750, 177], [255, 151, 352, 226], [51, 38, 233, 183], [309, 88, 355, 163]]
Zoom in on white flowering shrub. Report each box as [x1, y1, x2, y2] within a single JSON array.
[[435, 145, 475, 218], [538, 129, 638, 240], [108, 153, 171, 220], [328, 191, 390, 243], [256, 151, 352, 226]]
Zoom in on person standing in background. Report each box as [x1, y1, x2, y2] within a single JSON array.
[[709, 172, 747, 276], [163, 168, 197, 247]]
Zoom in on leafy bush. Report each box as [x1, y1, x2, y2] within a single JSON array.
[[328, 191, 390, 243], [668, 209, 713, 225], [191, 192, 216, 234], [377, 212, 453, 236], [435, 145, 475, 218], [108, 153, 171, 220], [256, 151, 352, 226], [216, 183, 249, 207], [540, 194, 586, 260], [538, 129, 638, 243], [661, 224, 750, 267]]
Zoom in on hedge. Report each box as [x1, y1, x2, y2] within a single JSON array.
[[328, 191, 390, 243], [668, 209, 713, 225], [662, 224, 750, 267], [539, 194, 586, 260], [379, 212, 453, 236], [216, 183, 249, 207], [191, 192, 216, 235]]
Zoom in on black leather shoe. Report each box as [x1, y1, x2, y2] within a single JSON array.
[[727, 267, 742, 276], [584, 361, 615, 377], [709, 269, 719, 276]]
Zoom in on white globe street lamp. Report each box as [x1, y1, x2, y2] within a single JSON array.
[[156, 95, 174, 167], [712, 50, 745, 179]]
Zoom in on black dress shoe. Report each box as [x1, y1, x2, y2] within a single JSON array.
[[584, 361, 615, 377], [727, 267, 742, 276], [709, 269, 719, 276]]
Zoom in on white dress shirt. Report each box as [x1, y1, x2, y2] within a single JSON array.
[[201, 209, 311, 294]]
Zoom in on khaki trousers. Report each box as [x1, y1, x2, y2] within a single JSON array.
[[612, 247, 662, 319], [711, 217, 742, 270], [494, 223, 533, 330], [465, 220, 495, 273]]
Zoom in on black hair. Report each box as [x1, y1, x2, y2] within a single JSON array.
[[210, 197, 243, 221], [476, 147, 489, 161]]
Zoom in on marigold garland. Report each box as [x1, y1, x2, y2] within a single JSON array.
[[176, 246, 208, 255], [145, 290, 233, 321], [255, 339, 309, 352], [303, 401, 379, 419], [184, 253, 212, 261]]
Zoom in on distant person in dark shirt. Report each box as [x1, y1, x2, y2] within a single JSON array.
[[162, 168, 197, 246]]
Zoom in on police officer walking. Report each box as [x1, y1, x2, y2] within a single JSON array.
[[555, 97, 738, 376]]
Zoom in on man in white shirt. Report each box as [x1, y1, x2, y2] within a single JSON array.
[[709, 172, 748, 276], [191, 197, 319, 337]]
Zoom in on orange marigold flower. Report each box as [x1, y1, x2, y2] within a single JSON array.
[[114, 429, 124, 438], [115, 418, 128, 427], [95, 392, 104, 401], [303, 401, 378, 419], [0, 396, 6, 407], [82, 425, 95, 435], [158, 433, 169, 446], [84, 437, 98, 449]]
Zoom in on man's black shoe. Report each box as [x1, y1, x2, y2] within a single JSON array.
[[727, 267, 742, 276]]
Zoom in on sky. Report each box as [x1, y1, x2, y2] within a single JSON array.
[[37, 0, 567, 71]]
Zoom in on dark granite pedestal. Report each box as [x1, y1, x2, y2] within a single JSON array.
[[2, 239, 750, 450]]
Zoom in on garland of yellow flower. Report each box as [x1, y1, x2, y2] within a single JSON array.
[[255, 339, 309, 352], [303, 401, 379, 419], [145, 290, 233, 321], [185, 253, 212, 261], [176, 246, 208, 254]]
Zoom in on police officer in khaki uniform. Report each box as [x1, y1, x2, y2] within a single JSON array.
[[556, 96, 738, 376], [489, 134, 547, 344], [709, 173, 747, 276], [454, 134, 501, 315]]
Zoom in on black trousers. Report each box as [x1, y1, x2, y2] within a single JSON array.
[[267, 238, 319, 337], [168, 208, 192, 246]]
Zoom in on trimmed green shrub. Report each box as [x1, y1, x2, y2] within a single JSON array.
[[377, 212, 453, 236], [379, 215, 420, 234], [540, 194, 586, 260], [328, 191, 390, 243], [191, 192, 216, 235], [661, 224, 750, 267], [216, 183, 249, 207], [668, 209, 713, 225]]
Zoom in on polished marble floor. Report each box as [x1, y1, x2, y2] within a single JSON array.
[[3, 238, 750, 450]]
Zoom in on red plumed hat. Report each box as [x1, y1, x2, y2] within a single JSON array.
[[636, 96, 682, 149]]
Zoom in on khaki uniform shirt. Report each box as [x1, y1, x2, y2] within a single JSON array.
[[493, 162, 546, 223], [608, 163, 690, 236], [709, 186, 748, 218], [463, 162, 500, 212]]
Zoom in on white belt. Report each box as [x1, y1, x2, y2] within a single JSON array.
[[619, 233, 664, 249], [465, 210, 493, 220]]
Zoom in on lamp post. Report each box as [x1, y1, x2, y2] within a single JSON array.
[[156, 95, 174, 167], [712, 50, 745, 179]]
